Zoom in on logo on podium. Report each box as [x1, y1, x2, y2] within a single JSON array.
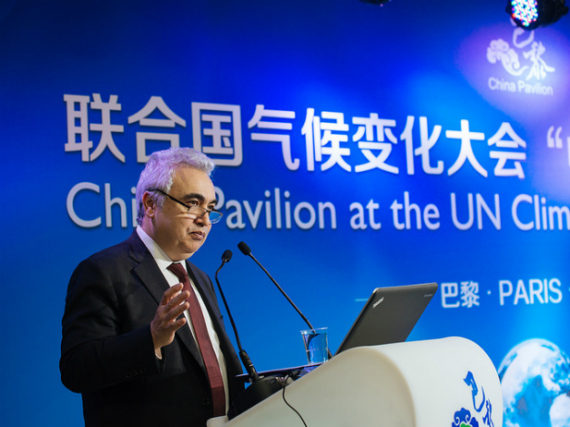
[[451, 371, 494, 427]]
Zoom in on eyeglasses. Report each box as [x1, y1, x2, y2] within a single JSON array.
[[149, 188, 223, 224]]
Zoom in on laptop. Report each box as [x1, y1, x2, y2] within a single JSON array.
[[335, 282, 438, 354], [239, 282, 438, 381]]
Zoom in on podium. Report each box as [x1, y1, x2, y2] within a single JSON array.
[[210, 337, 502, 427]]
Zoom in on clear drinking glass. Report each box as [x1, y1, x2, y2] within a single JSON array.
[[300, 327, 329, 365]]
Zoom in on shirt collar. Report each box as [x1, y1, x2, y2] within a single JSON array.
[[136, 226, 187, 273]]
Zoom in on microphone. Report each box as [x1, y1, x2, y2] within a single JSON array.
[[222, 249, 232, 263], [214, 249, 285, 418], [214, 250, 259, 382], [237, 241, 314, 330]]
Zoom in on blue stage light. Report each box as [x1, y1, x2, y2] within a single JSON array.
[[507, 0, 568, 30]]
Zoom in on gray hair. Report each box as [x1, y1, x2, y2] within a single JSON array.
[[135, 147, 215, 225]]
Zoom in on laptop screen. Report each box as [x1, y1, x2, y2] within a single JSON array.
[[336, 282, 438, 354]]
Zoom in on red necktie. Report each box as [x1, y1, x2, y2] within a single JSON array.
[[168, 262, 226, 417]]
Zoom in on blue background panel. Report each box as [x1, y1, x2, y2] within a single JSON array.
[[1, 1, 569, 425]]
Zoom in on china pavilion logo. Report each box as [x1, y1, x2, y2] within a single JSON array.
[[451, 371, 495, 427], [486, 26, 555, 96]]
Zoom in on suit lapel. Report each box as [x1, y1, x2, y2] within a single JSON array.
[[127, 232, 205, 371], [186, 262, 220, 321], [187, 261, 243, 377]]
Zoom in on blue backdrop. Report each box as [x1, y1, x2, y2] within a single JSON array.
[[1, 1, 569, 425]]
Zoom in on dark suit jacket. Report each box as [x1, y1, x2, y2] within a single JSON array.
[[60, 232, 243, 427]]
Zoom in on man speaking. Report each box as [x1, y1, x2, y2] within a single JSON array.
[[60, 148, 242, 426]]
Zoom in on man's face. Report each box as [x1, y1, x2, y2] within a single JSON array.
[[145, 166, 217, 261]]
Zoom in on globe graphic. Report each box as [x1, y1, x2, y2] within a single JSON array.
[[498, 339, 570, 427]]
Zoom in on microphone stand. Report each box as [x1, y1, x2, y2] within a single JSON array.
[[237, 241, 333, 360], [214, 250, 286, 418]]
